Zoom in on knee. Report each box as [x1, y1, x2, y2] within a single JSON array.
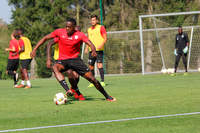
[[89, 65, 94, 70], [97, 63, 103, 68]]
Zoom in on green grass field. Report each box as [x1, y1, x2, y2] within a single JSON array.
[[0, 73, 200, 133]]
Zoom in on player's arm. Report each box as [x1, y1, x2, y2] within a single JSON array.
[[5, 46, 15, 52], [185, 33, 189, 46], [85, 40, 97, 57], [46, 39, 56, 68], [31, 34, 52, 58]]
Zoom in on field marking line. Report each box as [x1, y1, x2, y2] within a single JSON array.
[[0, 112, 200, 132]]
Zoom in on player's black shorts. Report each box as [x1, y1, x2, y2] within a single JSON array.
[[88, 51, 104, 66], [20, 59, 32, 69], [55, 58, 90, 76], [7, 59, 19, 71]]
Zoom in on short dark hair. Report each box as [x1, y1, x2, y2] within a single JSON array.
[[13, 30, 20, 39], [178, 26, 182, 28], [67, 18, 76, 26], [91, 15, 99, 20]]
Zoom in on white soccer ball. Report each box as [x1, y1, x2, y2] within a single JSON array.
[[161, 69, 167, 74], [53, 92, 67, 105], [198, 68, 200, 72]]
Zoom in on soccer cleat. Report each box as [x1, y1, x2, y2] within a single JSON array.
[[100, 82, 106, 87], [184, 72, 188, 76], [24, 85, 31, 89], [106, 96, 116, 102], [78, 94, 85, 101], [70, 88, 79, 99], [88, 83, 94, 88], [170, 73, 176, 76], [15, 84, 25, 88], [66, 89, 74, 97]]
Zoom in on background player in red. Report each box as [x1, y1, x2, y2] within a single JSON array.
[[5, 30, 24, 87], [31, 18, 116, 102]]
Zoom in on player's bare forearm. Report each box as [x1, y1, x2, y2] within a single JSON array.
[[86, 40, 97, 57], [46, 40, 55, 68], [31, 34, 52, 58], [5, 47, 15, 52], [98, 34, 107, 49]]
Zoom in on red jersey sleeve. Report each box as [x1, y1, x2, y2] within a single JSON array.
[[80, 32, 89, 43], [100, 26, 107, 37], [50, 29, 59, 38], [54, 37, 59, 43], [19, 39, 24, 48]]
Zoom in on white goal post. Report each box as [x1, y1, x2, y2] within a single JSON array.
[[139, 11, 200, 75]]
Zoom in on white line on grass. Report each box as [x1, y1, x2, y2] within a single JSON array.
[[0, 112, 200, 132]]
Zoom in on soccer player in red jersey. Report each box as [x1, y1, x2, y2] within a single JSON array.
[[46, 31, 85, 101], [31, 18, 116, 102], [5, 30, 24, 87]]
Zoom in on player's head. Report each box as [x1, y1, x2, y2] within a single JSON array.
[[66, 18, 76, 36], [90, 15, 99, 26], [75, 26, 81, 31], [178, 26, 183, 34], [13, 30, 20, 40], [17, 29, 24, 36]]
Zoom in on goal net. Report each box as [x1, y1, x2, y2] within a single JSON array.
[[139, 11, 200, 74]]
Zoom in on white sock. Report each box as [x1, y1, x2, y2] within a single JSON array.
[[26, 80, 31, 86], [21, 80, 25, 85]]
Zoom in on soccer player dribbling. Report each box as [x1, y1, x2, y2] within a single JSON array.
[[46, 26, 85, 101], [173, 26, 189, 76], [31, 18, 116, 102]]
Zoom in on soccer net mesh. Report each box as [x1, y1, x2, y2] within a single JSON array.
[[82, 30, 141, 75], [139, 11, 200, 74]]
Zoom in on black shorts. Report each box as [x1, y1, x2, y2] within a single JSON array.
[[7, 59, 19, 71], [20, 59, 32, 69], [56, 58, 90, 76], [88, 51, 104, 66]]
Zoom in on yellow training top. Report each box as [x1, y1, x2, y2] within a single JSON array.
[[19, 36, 32, 60], [88, 24, 106, 51]]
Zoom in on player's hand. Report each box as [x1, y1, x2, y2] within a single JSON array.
[[46, 59, 52, 69], [183, 46, 188, 54], [174, 49, 177, 56], [11, 52, 17, 56], [91, 51, 97, 57], [5, 48, 9, 51], [30, 50, 36, 58]]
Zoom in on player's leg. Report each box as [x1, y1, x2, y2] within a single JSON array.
[[71, 58, 115, 101], [174, 53, 181, 73], [83, 72, 115, 101], [15, 67, 25, 88], [97, 51, 105, 86], [88, 52, 96, 87], [7, 59, 19, 87], [22, 59, 32, 88], [52, 62, 73, 96], [182, 53, 188, 73], [66, 69, 84, 100]]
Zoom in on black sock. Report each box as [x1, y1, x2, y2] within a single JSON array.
[[91, 69, 95, 76], [59, 80, 69, 91], [93, 80, 109, 99], [74, 88, 81, 95], [99, 68, 104, 82], [8, 71, 17, 85]]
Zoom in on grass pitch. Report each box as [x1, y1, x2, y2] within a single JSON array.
[[0, 73, 200, 133]]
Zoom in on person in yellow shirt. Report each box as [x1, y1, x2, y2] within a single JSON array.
[[85, 15, 107, 87], [15, 29, 32, 89]]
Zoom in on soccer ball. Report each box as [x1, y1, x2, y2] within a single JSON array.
[[161, 69, 167, 74], [198, 68, 200, 72], [53, 92, 67, 105]]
